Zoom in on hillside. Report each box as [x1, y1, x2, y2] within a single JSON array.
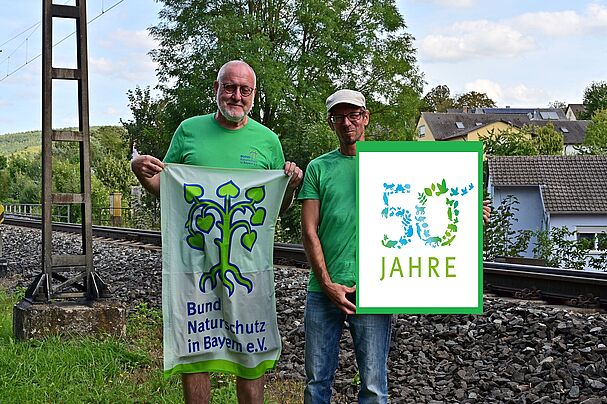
[[0, 126, 126, 156], [0, 130, 40, 156]]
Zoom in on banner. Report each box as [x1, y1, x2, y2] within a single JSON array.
[[357, 141, 483, 314], [161, 164, 288, 379]]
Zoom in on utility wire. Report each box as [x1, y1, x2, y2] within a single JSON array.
[[0, 0, 126, 83]]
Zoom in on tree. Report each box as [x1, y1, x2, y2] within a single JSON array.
[[121, 86, 169, 158], [527, 123, 564, 155], [453, 91, 496, 109], [149, 0, 423, 166], [421, 84, 453, 112], [548, 100, 567, 110], [580, 108, 607, 155], [581, 81, 607, 119], [481, 126, 537, 157], [481, 124, 563, 157], [483, 196, 532, 260], [91, 126, 136, 198]]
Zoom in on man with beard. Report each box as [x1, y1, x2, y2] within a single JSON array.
[[132, 60, 302, 404]]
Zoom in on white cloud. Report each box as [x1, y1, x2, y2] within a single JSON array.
[[419, 3, 607, 62], [463, 79, 547, 106], [420, 20, 534, 62], [99, 28, 158, 51], [514, 10, 582, 36], [513, 3, 607, 36], [90, 57, 157, 82], [0, 100, 9, 107]]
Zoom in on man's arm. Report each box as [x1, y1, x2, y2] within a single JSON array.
[[301, 199, 356, 314], [280, 161, 303, 214], [131, 155, 164, 198]]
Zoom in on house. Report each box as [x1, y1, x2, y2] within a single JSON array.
[[416, 108, 589, 155], [566, 104, 586, 121], [487, 155, 607, 262]]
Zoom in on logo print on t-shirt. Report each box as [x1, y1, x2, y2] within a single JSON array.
[[240, 149, 259, 167]]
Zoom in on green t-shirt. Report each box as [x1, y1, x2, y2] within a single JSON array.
[[163, 113, 285, 170], [298, 149, 356, 292]]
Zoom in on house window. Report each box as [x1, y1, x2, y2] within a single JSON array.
[[455, 121, 465, 129], [576, 227, 607, 251], [418, 125, 425, 138]]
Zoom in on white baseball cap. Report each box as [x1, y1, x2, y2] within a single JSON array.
[[326, 89, 366, 112]]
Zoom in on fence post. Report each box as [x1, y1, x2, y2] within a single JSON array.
[[109, 192, 122, 226]]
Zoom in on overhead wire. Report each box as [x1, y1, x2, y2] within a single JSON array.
[[0, 0, 127, 83]]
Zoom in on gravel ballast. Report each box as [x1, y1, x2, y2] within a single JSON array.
[[1, 225, 606, 403]]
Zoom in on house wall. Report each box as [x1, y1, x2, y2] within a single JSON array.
[[490, 185, 545, 257], [416, 115, 435, 141]]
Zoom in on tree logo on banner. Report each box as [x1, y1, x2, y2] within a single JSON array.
[[381, 179, 474, 249], [183, 181, 267, 296]]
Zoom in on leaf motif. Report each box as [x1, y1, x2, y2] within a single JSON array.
[[184, 184, 204, 203], [196, 214, 214, 233], [424, 188, 432, 196], [251, 209, 266, 225], [186, 233, 204, 250], [241, 231, 257, 251], [217, 181, 240, 198], [246, 186, 265, 203]]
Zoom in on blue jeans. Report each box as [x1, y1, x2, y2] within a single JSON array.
[[304, 291, 392, 404]]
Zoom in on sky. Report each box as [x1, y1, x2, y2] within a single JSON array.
[[1, 0, 606, 135]]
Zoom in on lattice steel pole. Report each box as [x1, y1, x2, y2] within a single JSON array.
[[27, 0, 109, 302]]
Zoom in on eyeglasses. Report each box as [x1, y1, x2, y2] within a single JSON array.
[[329, 111, 365, 124], [221, 83, 255, 97]]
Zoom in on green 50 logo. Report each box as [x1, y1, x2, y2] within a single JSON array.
[[381, 179, 474, 249]]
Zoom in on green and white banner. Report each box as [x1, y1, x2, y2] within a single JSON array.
[[357, 141, 483, 314], [160, 164, 288, 379]]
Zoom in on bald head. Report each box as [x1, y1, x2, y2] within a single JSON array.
[[217, 60, 256, 87]]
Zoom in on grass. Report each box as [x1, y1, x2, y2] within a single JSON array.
[[0, 290, 303, 403]]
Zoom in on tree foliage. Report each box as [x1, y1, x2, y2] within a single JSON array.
[[421, 85, 495, 112], [581, 108, 607, 155], [581, 80, 607, 119], [121, 86, 169, 158], [0, 127, 133, 225], [528, 123, 564, 155], [483, 196, 532, 260], [453, 91, 496, 109], [481, 124, 563, 157], [484, 195, 606, 270], [148, 0, 424, 167], [548, 100, 567, 110], [421, 84, 453, 112]]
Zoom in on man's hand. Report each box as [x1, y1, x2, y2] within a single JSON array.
[[483, 200, 491, 226], [323, 282, 356, 315], [283, 161, 303, 190], [132, 155, 164, 179], [131, 155, 164, 197]]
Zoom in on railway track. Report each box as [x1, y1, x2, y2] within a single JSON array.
[[4, 215, 607, 308]]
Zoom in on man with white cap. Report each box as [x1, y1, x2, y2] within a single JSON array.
[[298, 89, 392, 403]]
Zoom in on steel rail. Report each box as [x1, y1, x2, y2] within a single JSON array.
[[4, 215, 607, 307]]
